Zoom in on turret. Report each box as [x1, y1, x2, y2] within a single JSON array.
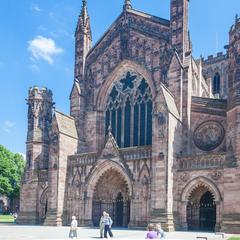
[[170, 0, 190, 60], [74, 0, 92, 81], [18, 86, 53, 225], [26, 86, 53, 170], [123, 0, 132, 11], [70, 0, 92, 152]]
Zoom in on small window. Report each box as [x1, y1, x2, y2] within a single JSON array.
[[213, 73, 220, 94], [235, 69, 240, 82]]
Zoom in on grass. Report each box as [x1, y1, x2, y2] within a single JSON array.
[[0, 215, 14, 223], [228, 238, 240, 240]]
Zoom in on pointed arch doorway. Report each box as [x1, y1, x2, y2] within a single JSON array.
[[187, 186, 216, 231], [92, 169, 130, 227]]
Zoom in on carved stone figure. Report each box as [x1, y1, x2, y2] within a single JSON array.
[[193, 121, 225, 151]]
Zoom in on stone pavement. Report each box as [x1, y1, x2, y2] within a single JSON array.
[[0, 224, 232, 240]]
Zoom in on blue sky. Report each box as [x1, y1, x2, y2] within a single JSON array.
[[0, 0, 239, 155]]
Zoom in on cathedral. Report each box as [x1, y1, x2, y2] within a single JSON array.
[[18, 0, 240, 233]]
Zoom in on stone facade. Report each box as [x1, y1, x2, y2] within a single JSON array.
[[18, 0, 240, 233]]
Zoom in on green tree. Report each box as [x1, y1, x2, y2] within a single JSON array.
[[0, 145, 25, 198]]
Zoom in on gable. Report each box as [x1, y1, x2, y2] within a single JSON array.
[[84, 10, 171, 109], [86, 9, 170, 65]]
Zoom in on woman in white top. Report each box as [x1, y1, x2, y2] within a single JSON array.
[[69, 216, 78, 239]]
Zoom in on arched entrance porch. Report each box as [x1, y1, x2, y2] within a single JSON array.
[[92, 169, 130, 227], [187, 187, 216, 231], [181, 177, 222, 232], [85, 160, 133, 228]]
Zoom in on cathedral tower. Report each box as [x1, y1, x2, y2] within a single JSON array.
[[170, 0, 190, 59]]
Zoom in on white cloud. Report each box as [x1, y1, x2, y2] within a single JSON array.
[[5, 121, 15, 128], [28, 36, 63, 64], [30, 64, 40, 72], [31, 4, 41, 12], [3, 121, 16, 133]]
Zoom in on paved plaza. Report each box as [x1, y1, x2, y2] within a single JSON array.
[[0, 224, 233, 240]]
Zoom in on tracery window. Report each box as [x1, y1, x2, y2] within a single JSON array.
[[213, 72, 220, 94], [105, 71, 152, 148]]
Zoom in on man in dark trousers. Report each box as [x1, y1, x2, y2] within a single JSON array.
[[103, 213, 113, 238]]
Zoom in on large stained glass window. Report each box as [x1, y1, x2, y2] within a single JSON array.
[[105, 71, 152, 148]]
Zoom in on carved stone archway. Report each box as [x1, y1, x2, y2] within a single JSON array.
[[85, 160, 132, 227], [180, 177, 222, 231], [92, 168, 130, 227]]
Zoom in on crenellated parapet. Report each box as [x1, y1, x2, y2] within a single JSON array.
[[202, 52, 228, 66]]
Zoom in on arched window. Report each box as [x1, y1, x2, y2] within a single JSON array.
[[105, 71, 152, 148], [213, 73, 220, 94], [235, 69, 240, 82]]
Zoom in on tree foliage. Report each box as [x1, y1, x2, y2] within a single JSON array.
[[0, 145, 25, 198]]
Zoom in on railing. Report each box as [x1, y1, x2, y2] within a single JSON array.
[[68, 146, 152, 166], [178, 153, 225, 171], [120, 146, 152, 161], [68, 153, 98, 166]]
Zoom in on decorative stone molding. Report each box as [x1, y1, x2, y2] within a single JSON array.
[[210, 171, 223, 181], [121, 146, 152, 161], [178, 153, 225, 171], [154, 101, 167, 139], [181, 176, 222, 202], [179, 172, 190, 182], [193, 121, 225, 151], [68, 146, 152, 167]]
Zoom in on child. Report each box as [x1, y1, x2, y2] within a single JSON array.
[[155, 223, 165, 239], [69, 216, 78, 239], [146, 223, 158, 239]]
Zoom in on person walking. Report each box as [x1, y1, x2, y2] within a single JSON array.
[[69, 216, 78, 239], [99, 211, 107, 238], [104, 213, 113, 238]]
